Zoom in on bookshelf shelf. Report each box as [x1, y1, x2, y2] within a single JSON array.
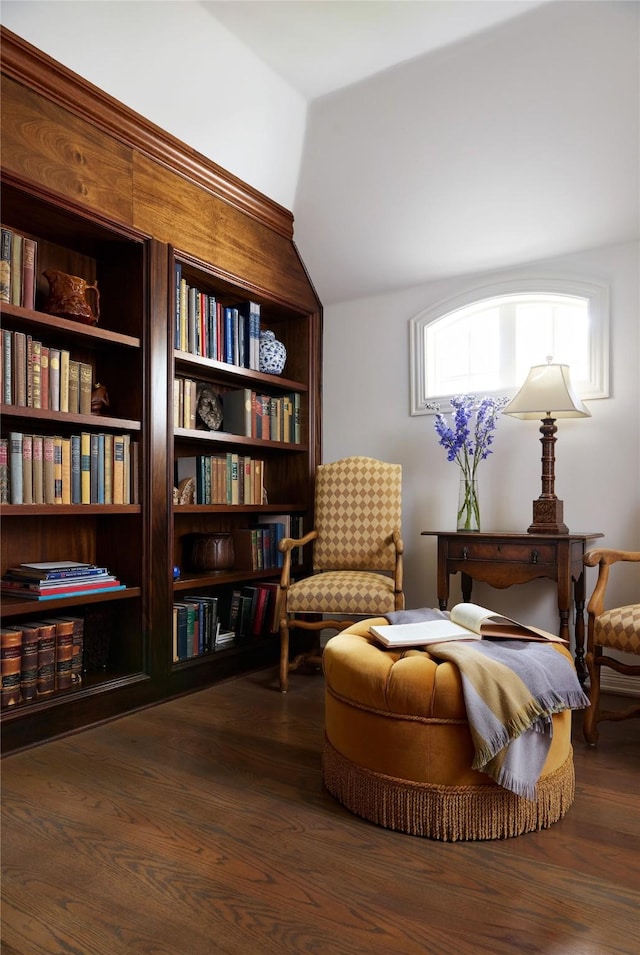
[[173, 503, 305, 514], [0, 405, 142, 431], [173, 568, 280, 592], [0, 586, 142, 619], [0, 504, 142, 516], [173, 426, 307, 451], [0, 669, 150, 716], [0, 302, 142, 348], [0, 26, 321, 751], [174, 350, 308, 393]]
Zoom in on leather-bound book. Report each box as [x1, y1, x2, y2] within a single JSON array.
[[56, 616, 84, 684], [19, 624, 40, 702], [41, 618, 74, 690], [1, 627, 23, 707], [35, 621, 56, 696]]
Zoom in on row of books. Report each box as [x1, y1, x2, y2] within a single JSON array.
[[1, 432, 140, 506], [175, 453, 264, 506], [229, 582, 280, 640], [1, 328, 93, 412], [173, 595, 226, 661], [174, 380, 302, 444], [1, 560, 125, 601], [174, 266, 260, 371], [230, 516, 304, 571], [172, 580, 280, 662], [0, 226, 37, 311], [1, 614, 84, 707]]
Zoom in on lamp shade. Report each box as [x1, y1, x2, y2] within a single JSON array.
[[503, 362, 591, 420]]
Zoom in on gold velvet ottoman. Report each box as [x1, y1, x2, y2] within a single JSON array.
[[322, 619, 576, 841]]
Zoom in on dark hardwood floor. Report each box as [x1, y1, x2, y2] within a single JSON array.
[[2, 668, 639, 955]]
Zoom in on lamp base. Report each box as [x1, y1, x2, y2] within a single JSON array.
[[527, 498, 569, 535]]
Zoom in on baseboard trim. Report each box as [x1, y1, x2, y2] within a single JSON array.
[[600, 672, 640, 698]]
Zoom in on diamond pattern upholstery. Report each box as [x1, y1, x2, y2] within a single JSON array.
[[583, 549, 640, 745], [594, 604, 640, 654], [278, 457, 404, 692], [314, 458, 401, 571], [286, 571, 397, 614]]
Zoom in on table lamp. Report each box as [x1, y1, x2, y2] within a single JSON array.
[[503, 358, 590, 534]]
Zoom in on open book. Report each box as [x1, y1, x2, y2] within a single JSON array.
[[369, 603, 567, 648]]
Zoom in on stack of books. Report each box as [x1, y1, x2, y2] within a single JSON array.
[[214, 629, 235, 651], [1, 561, 125, 601]]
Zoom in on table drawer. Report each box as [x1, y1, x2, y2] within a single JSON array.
[[448, 540, 557, 564]]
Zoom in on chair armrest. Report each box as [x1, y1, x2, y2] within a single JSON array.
[[278, 529, 318, 592], [279, 529, 318, 554], [390, 530, 404, 555], [584, 549, 640, 619], [584, 548, 640, 568]]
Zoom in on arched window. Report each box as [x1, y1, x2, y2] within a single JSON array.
[[409, 277, 609, 415]]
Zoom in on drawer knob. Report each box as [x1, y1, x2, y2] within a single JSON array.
[[462, 546, 469, 560], [531, 549, 539, 564]]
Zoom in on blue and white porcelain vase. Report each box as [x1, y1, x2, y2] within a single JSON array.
[[259, 329, 286, 375]]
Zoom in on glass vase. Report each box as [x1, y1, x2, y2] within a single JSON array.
[[457, 475, 480, 532]]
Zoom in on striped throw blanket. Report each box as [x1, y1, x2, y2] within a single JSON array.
[[385, 608, 590, 801]]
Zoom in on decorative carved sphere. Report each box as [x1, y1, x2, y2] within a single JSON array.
[[259, 330, 286, 375]]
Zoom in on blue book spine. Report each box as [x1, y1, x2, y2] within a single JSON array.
[[34, 584, 126, 600], [174, 604, 188, 660], [97, 433, 105, 504], [70, 434, 81, 504], [196, 600, 205, 654], [90, 433, 99, 504], [232, 308, 240, 366], [251, 303, 260, 370], [21, 566, 108, 581], [224, 307, 234, 364], [208, 296, 216, 360]]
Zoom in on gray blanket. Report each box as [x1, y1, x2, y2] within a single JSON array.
[[385, 607, 590, 800]]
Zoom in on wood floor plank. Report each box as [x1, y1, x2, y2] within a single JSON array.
[[2, 670, 639, 955]]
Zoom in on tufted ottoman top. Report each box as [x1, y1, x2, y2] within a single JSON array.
[[323, 616, 576, 720]]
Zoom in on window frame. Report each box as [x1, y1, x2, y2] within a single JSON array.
[[409, 275, 610, 415]]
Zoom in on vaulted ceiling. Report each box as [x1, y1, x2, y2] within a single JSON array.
[[203, 1, 640, 306], [202, 1, 550, 100]]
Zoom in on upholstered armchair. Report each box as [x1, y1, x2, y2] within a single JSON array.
[[583, 548, 640, 744], [277, 456, 404, 692]]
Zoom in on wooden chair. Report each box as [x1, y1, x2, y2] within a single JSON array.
[[583, 549, 640, 744], [277, 456, 404, 692]]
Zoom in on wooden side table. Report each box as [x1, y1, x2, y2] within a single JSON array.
[[421, 531, 604, 683]]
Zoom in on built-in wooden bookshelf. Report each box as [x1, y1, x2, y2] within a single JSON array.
[[0, 27, 322, 752]]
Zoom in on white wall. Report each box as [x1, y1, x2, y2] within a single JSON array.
[[0, 0, 306, 211], [4, 1, 638, 667], [323, 240, 640, 640]]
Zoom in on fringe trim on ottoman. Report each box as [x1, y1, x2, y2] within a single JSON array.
[[322, 736, 575, 842]]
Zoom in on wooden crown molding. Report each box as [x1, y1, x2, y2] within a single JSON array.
[[0, 26, 295, 240]]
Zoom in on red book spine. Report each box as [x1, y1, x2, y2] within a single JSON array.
[[22, 237, 36, 310]]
